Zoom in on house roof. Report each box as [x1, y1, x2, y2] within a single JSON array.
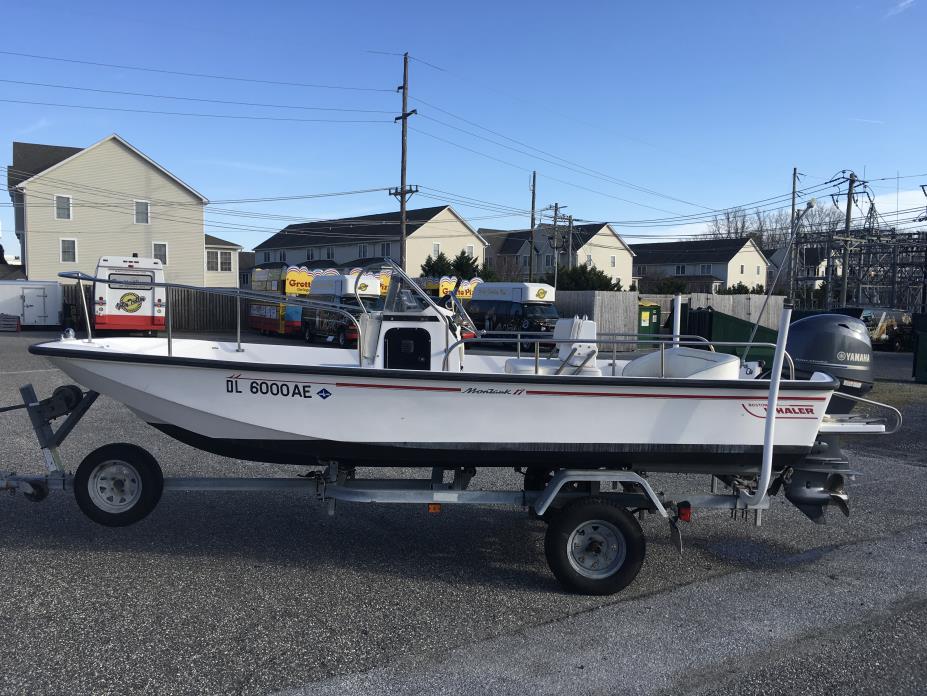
[[481, 223, 633, 257], [8, 142, 83, 192], [631, 237, 760, 265], [255, 206, 480, 251], [205, 233, 242, 249], [11, 134, 208, 203]]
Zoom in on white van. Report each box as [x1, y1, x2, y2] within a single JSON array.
[[92, 255, 167, 333], [467, 282, 558, 334], [303, 274, 382, 346]]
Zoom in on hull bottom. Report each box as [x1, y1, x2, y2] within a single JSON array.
[[151, 423, 811, 473]]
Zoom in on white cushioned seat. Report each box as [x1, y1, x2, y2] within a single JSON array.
[[504, 316, 602, 376], [620, 346, 740, 380]]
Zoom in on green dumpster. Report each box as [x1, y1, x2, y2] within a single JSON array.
[[686, 307, 778, 364], [913, 313, 927, 384]]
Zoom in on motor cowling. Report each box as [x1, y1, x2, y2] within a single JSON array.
[[785, 314, 873, 414]]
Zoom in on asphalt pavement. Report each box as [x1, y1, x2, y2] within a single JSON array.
[[0, 332, 924, 695]]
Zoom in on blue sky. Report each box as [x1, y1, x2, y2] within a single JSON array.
[[2, 0, 925, 257]]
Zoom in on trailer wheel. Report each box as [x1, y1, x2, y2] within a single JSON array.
[[544, 497, 645, 595], [74, 444, 163, 527]]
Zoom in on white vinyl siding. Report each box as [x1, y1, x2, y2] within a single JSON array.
[[134, 200, 150, 224], [60, 238, 77, 263], [152, 242, 168, 265], [55, 195, 72, 220]]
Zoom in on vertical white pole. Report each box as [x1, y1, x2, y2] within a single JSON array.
[[741, 302, 793, 506], [672, 293, 682, 347]]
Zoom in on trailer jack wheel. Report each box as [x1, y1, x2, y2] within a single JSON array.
[[24, 481, 49, 503], [74, 443, 163, 527], [544, 497, 646, 595]]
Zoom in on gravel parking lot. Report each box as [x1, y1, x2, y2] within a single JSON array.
[[1, 333, 925, 695]]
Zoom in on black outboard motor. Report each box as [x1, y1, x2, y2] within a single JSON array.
[[777, 314, 872, 523], [785, 314, 873, 414]]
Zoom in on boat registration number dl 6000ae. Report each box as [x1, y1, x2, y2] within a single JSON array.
[[225, 377, 315, 399]]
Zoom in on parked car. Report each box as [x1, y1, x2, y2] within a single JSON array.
[[303, 274, 382, 347], [861, 307, 913, 351]]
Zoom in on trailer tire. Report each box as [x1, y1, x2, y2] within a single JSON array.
[[544, 497, 645, 595], [74, 443, 163, 527]]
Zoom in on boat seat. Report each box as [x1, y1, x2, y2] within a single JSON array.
[[504, 316, 602, 376], [620, 346, 740, 380]]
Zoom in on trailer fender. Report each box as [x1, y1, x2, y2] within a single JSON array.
[[533, 470, 669, 518]]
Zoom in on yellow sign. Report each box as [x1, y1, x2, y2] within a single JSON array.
[[116, 292, 144, 313], [535, 288, 547, 300], [284, 266, 313, 296]]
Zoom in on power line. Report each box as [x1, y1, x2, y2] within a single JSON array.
[[0, 78, 395, 114], [0, 98, 393, 123], [0, 50, 394, 92]]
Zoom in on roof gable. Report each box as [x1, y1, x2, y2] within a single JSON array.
[[205, 233, 242, 249], [14, 134, 207, 203], [9, 142, 83, 191], [255, 205, 454, 250]]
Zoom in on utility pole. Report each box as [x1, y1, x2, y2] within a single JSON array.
[[528, 171, 537, 281], [567, 215, 574, 269], [839, 172, 856, 307], [392, 52, 417, 271], [550, 203, 560, 289], [788, 167, 798, 302]]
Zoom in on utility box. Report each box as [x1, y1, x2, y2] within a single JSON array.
[[637, 303, 661, 343], [913, 313, 927, 384]]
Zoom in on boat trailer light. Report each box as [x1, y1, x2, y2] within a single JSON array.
[[427, 503, 442, 514], [676, 502, 692, 522]]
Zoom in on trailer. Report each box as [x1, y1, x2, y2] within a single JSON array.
[[0, 280, 62, 327], [0, 378, 899, 595]]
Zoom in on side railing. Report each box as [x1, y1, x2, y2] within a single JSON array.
[[442, 335, 795, 378], [59, 271, 367, 366]]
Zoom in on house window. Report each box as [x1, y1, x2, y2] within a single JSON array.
[[60, 238, 77, 263], [308, 248, 315, 260], [740, 264, 745, 274], [55, 195, 71, 220], [206, 250, 219, 272], [700, 263, 711, 275], [134, 201, 150, 224], [522, 255, 528, 267], [586, 254, 593, 267], [636, 265, 645, 276], [432, 242, 441, 257], [325, 247, 334, 260], [756, 266, 761, 275], [380, 242, 392, 257], [263, 251, 270, 263], [610, 255, 616, 268], [675, 264, 685, 276], [358, 244, 368, 257], [545, 254, 553, 268], [280, 250, 286, 263], [152, 243, 167, 265], [466, 244, 475, 257], [220, 251, 232, 272], [241, 273, 250, 286]]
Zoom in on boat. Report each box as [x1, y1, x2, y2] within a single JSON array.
[[8, 260, 898, 595]]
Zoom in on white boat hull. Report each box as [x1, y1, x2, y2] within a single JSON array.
[[31, 337, 836, 473]]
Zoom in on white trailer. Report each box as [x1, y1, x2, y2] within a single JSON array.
[[0, 280, 62, 327]]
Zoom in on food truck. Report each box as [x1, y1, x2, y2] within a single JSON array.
[[465, 282, 558, 333], [92, 255, 167, 333], [248, 264, 316, 336], [303, 273, 382, 346]]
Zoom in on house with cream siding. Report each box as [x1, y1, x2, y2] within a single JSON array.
[[7, 134, 234, 287], [204, 234, 243, 287], [481, 223, 634, 287], [254, 205, 486, 275], [630, 237, 768, 292]]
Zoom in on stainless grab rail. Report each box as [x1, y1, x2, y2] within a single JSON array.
[[828, 392, 904, 435], [441, 336, 795, 378], [59, 271, 366, 365]]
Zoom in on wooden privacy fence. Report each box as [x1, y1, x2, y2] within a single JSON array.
[[554, 291, 784, 349], [62, 282, 245, 333]]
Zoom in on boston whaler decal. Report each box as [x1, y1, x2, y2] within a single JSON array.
[[741, 401, 818, 419]]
